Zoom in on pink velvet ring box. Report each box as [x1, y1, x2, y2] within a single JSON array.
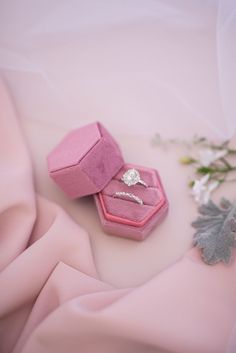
[[47, 122, 168, 240], [47, 122, 124, 198], [94, 164, 168, 240]]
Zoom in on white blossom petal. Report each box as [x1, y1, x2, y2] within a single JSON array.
[[191, 175, 219, 204], [208, 180, 220, 192], [198, 149, 228, 167]]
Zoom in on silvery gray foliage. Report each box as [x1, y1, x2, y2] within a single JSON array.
[[192, 198, 236, 265]]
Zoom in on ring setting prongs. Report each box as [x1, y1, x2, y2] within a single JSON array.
[[121, 168, 147, 188]]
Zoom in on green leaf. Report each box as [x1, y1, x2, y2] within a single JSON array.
[[197, 166, 212, 174]]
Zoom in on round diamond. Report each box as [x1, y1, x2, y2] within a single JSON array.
[[122, 169, 140, 186]]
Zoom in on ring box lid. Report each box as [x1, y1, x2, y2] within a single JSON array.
[[47, 122, 124, 198]]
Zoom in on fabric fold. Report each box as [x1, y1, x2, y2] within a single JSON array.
[[0, 75, 236, 353]]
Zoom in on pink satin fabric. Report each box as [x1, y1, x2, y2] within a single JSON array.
[[0, 78, 236, 353]]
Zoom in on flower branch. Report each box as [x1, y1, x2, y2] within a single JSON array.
[[152, 134, 236, 204]]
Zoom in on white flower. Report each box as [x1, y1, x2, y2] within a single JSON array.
[[198, 148, 227, 167], [191, 174, 219, 204]]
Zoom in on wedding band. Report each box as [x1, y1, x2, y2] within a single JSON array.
[[113, 192, 143, 205], [121, 168, 148, 188]]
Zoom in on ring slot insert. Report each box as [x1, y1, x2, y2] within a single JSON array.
[[94, 163, 168, 240]]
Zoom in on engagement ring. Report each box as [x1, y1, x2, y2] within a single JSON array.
[[121, 169, 147, 188]]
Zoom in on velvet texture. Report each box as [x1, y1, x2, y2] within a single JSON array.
[[101, 165, 164, 220], [48, 122, 124, 198], [95, 164, 168, 240], [95, 193, 168, 241]]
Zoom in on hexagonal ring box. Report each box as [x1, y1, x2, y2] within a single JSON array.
[[47, 122, 168, 240]]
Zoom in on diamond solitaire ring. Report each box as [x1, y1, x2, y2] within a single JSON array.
[[121, 169, 147, 188], [113, 192, 143, 205]]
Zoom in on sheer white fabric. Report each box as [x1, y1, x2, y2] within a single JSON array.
[[0, 0, 235, 138]]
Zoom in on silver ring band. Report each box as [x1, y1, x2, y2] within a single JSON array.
[[113, 192, 143, 205], [121, 168, 147, 188]]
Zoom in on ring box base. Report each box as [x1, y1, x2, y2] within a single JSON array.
[[94, 164, 169, 240]]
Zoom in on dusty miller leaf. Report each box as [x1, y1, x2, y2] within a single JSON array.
[[192, 198, 236, 265]]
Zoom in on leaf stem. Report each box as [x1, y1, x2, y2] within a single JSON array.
[[220, 157, 233, 169], [197, 166, 236, 174]]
